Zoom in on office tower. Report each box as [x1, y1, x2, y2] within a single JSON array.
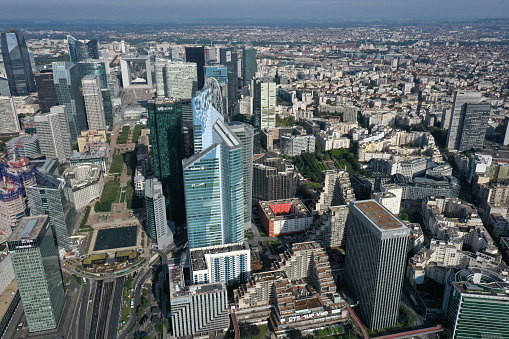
[[145, 178, 174, 250], [446, 91, 482, 150], [81, 75, 106, 130], [253, 154, 299, 201], [220, 48, 239, 114], [147, 100, 186, 225], [34, 70, 58, 113], [7, 215, 65, 333], [6, 135, 40, 160], [0, 96, 21, 134], [444, 268, 509, 339], [53, 62, 87, 143], [344, 200, 409, 329], [67, 35, 99, 62], [33, 106, 73, 163], [242, 46, 257, 87], [26, 172, 75, 249], [169, 266, 229, 338], [185, 46, 205, 90], [503, 117, 509, 146], [78, 60, 112, 126], [227, 122, 254, 227], [154, 61, 197, 99], [456, 103, 491, 151], [1, 29, 36, 96], [253, 80, 276, 129], [205, 65, 228, 113], [183, 87, 244, 249], [0, 180, 26, 237], [190, 242, 251, 284]]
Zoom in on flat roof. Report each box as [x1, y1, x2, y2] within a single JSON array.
[[354, 200, 407, 230], [0, 279, 18, 320], [9, 215, 49, 241]]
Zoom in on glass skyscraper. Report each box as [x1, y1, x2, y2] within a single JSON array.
[[34, 70, 58, 113], [220, 48, 239, 114], [1, 28, 36, 96], [253, 80, 276, 129], [78, 60, 113, 126], [183, 87, 244, 249], [26, 172, 76, 249], [67, 35, 99, 63], [147, 100, 186, 225], [7, 215, 65, 333], [242, 46, 257, 87], [185, 46, 205, 90], [52, 61, 87, 143]]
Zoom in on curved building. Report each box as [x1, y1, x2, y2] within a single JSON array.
[[64, 163, 104, 211], [0, 181, 26, 237]]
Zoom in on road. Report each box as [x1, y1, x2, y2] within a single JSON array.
[[89, 280, 104, 339], [97, 281, 115, 338], [108, 276, 126, 339], [68, 278, 91, 339]]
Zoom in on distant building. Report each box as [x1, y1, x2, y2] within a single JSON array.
[[446, 91, 482, 150], [219, 48, 239, 114], [185, 46, 205, 90], [154, 61, 197, 99], [67, 35, 99, 62], [7, 216, 65, 333], [281, 134, 315, 156], [258, 198, 313, 236], [242, 46, 257, 87], [78, 60, 113, 126], [190, 242, 251, 285], [253, 80, 276, 129], [34, 71, 58, 113], [1, 29, 36, 96], [145, 178, 174, 250], [76, 129, 107, 153], [33, 106, 73, 163], [344, 200, 409, 330]]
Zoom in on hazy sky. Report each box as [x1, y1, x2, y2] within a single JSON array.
[[1, 0, 509, 22]]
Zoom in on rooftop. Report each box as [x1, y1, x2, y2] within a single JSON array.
[[9, 215, 49, 242], [354, 200, 407, 230], [0, 279, 18, 321]]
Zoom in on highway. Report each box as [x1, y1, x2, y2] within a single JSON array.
[[108, 276, 126, 339], [97, 281, 114, 338], [89, 280, 104, 339], [67, 278, 91, 339]]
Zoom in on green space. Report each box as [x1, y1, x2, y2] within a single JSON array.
[[367, 305, 416, 336], [110, 154, 125, 173], [119, 278, 134, 330], [276, 114, 297, 127], [239, 324, 268, 339], [34, 54, 70, 65], [293, 152, 330, 183], [80, 206, 92, 228], [137, 288, 149, 320], [117, 126, 131, 144], [132, 125, 144, 143], [93, 226, 138, 251], [120, 191, 127, 203], [95, 178, 120, 212]]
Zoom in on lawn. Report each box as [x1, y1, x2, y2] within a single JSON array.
[[120, 191, 126, 203], [101, 179, 120, 203], [110, 154, 125, 174], [242, 325, 268, 339], [117, 126, 130, 144], [132, 125, 144, 144]]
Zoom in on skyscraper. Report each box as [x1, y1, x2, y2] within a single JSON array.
[[67, 35, 99, 62], [0, 29, 36, 96], [344, 200, 409, 330], [456, 103, 491, 151], [53, 62, 87, 143], [227, 121, 254, 227], [26, 171, 76, 249], [147, 100, 186, 225], [33, 106, 73, 163], [183, 87, 244, 249], [34, 70, 58, 113], [7, 215, 65, 333], [220, 48, 239, 114], [81, 75, 106, 130], [0, 179, 26, 237], [253, 80, 276, 129], [78, 60, 112, 126], [205, 65, 228, 115], [446, 91, 482, 150], [242, 46, 257, 87], [154, 61, 197, 99], [185, 46, 205, 90], [145, 178, 174, 250]]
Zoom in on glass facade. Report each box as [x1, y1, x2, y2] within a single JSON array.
[[34, 71, 58, 113], [78, 61, 112, 126], [1, 29, 36, 96], [185, 46, 205, 90], [68, 35, 99, 63], [242, 47, 257, 87], [220, 48, 239, 114], [254, 81, 276, 129], [53, 62, 87, 143], [148, 100, 186, 225]]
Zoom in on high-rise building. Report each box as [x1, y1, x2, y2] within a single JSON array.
[[219, 48, 239, 114], [7, 215, 65, 333], [183, 87, 244, 249], [253, 154, 299, 201], [33, 106, 73, 163], [145, 178, 174, 250], [52, 62, 87, 143], [344, 200, 409, 330], [185, 46, 205, 90], [242, 46, 257, 87], [456, 103, 491, 152], [253, 80, 276, 129], [0, 96, 21, 135], [444, 268, 509, 339], [227, 121, 253, 227], [154, 61, 197, 99], [169, 266, 229, 338], [0, 180, 26, 237], [147, 100, 186, 225], [26, 172, 76, 249], [78, 60, 112, 126], [81, 75, 106, 130], [1, 29, 36, 96], [67, 35, 99, 62], [5, 135, 40, 160], [446, 91, 482, 150], [34, 70, 58, 113]]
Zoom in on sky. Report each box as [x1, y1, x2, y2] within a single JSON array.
[[1, 0, 509, 22]]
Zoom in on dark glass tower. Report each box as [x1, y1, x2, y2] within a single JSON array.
[[185, 46, 205, 90], [242, 46, 257, 87], [78, 61, 112, 126], [1, 28, 36, 96], [67, 35, 99, 62], [34, 70, 58, 113], [148, 100, 186, 225], [220, 48, 239, 114]]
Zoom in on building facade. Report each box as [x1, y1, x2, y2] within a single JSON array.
[[243, 46, 257, 87], [258, 198, 313, 236], [0, 96, 21, 135], [145, 178, 174, 250], [185, 46, 205, 90], [253, 80, 276, 129], [446, 91, 482, 150], [5, 135, 40, 160], [281, 134, 315, 156], [67, 35, 99, 62], [155, 61, 198, 99], [34, 71, 58, 113], [33, 106, 73, 163], [0, 180, 26, 237], [1, 29, 36, 96], [81, 74, 106, 130], [63, 163, 104, 211]]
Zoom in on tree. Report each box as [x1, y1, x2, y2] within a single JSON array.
[[239, 323, 260, 338], [290, 329, 302, 339]]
